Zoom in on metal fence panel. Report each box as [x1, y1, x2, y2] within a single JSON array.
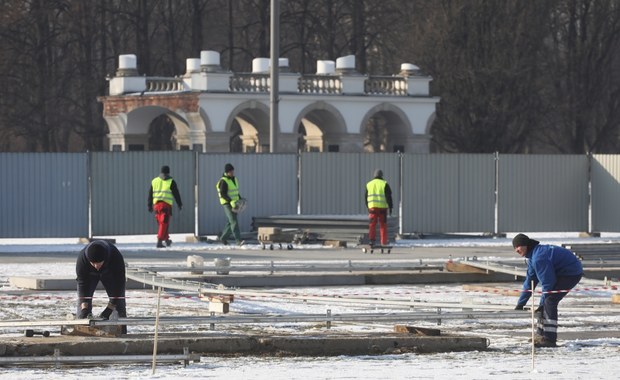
[[498, 154, 588, 232], [458, 154, 496, 232], [591, 155, 620, 232], [91, 152, 195, 236], [300, 153, 400, 215], [0, 153, 88, 238], [300, 153, 360, 214], [197, 154, 298, 236], [402, 154, 495, 233]]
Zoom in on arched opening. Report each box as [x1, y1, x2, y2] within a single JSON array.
[[361, 106, 412, 153], [295, 103, 347, 152], [148, 114, 176, 151], [226, 102, 270, 153]]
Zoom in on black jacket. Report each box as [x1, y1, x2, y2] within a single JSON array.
[[76, 240, 126, 304]]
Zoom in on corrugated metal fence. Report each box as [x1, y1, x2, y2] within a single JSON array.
[[3, 152, 620, 238]]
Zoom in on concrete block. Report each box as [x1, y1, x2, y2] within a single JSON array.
[[208, 301, 230, 313], [612, 294, 620, 304], [9, 276, 143, 290]]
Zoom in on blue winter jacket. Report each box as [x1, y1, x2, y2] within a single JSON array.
[[517, 244, 583, 306]]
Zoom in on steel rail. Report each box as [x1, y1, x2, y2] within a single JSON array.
[[90, 311, 530, 326], [138, 263, 445, 273], [458, 260, 614, 286], [2, 306, 619, 329], [0, 352, 199, 365], [126, 267, 516, 311], [0, 319, 90, 328]]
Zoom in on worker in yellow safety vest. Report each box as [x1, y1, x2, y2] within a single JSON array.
[[148, 165, 183, 248], [216, 163, 244, 246], [365, 169, 393, 246]]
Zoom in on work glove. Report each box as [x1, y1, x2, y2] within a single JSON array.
[[514, 304, 525, 310], [148, 205, 153, 213], [78, 308, 91, 319], [99, 307, 114, 320]]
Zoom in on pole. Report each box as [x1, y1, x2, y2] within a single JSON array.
[[531, 280, 535, 370], [151, 286, 163, 375], [269, 0, 280, 153]]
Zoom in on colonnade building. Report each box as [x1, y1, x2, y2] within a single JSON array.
[[98, 51, 439, 153]]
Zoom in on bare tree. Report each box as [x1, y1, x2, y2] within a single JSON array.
[[543, 0, 620, 153]]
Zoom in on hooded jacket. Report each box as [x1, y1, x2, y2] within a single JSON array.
[[76, 240, 126, 306], [517, 244, 583, 306]]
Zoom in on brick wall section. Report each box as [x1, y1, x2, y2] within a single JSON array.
[[97, 93, 200, 116]]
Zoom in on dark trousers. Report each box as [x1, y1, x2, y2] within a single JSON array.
[[368, 208, 388, 245], [154, 201, 172, 241], [537, 274, 582, 342], [77, 275, 127, 317], [220, 204, 241, 243]]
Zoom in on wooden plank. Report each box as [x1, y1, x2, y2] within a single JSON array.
[[394, 324, 441, 336], [444, 262, 489, 274], [61, 324, 123, 337], [462, 284, 521, 296]]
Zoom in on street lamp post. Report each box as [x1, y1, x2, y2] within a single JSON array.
[[269, 0, 280, 153]]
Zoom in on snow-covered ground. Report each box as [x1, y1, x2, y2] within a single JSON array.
[[1, 233, 620, 379]]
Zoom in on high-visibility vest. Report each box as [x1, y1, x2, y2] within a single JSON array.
[[152, 177, 174, 205], [366, 178, 388, 208], [217, 176, 240, 205]]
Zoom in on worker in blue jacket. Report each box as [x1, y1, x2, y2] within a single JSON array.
[[513, 233, 583, 348]]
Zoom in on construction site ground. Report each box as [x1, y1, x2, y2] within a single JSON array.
[[1, 241, 619, 362]]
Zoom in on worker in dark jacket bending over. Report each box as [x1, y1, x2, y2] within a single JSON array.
[[76, 240, 127, 322], [513, 233, 583, 348]]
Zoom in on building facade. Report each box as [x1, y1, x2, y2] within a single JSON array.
[[98, 52, 439, 153]]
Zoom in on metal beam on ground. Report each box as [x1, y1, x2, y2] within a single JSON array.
[[457, 259, 615, 286]]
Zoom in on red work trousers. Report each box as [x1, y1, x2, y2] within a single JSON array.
[[153, 201, 172, 241], [368, 208, 388, 245]]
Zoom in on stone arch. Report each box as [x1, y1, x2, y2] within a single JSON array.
[[425, 111, 437, 135], [225, 100, 270, 152], [125, 106, 190, 151], [293, 101, 347, 152], [360, 103, 413, 152]]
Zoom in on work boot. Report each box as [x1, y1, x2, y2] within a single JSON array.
[[528, 334, 545, 344], [534, 337, 557, 348], [165, 239, 172, 247], [156, 240, 165, 248], [237, 240, 245, 247], [218, 237, 229, 246]]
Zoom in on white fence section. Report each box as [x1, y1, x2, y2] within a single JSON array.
[[0, 153, 88, 238], [497, 154, 588, 232], [591, 155, 620, 232], [299, 153, 400, 216], [2, 152, 619, 238], [401, 154, 496, 233], [197, 154, 298, 236], [90, 152, 195, 236]]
